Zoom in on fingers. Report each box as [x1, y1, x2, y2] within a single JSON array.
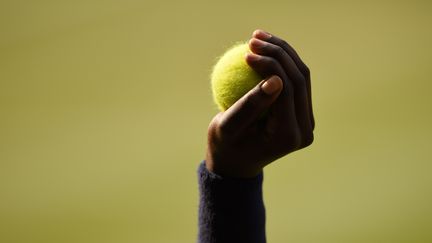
[[245, 53, 299, 130], [253, 29, 315, 131], [249, 38, 305, 83], [217, 76, 283, 137], [253, 30, 309, 77], [249, 38, 313, 146]]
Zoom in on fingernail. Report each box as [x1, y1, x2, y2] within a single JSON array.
[[245, 53, 260, 62], [253, 29, 272, 40], [249, 38, 266, 48], [261, 76, 282, 95]]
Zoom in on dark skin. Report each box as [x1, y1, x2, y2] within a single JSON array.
[[206, 29, 315, 178]]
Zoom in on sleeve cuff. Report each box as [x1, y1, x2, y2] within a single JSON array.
[[197, 161, 266, 243]]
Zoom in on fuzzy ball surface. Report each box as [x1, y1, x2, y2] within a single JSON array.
[[211, 43, 262, 111]]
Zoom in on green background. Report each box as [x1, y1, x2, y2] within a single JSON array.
[[1, 0, 431, 242]]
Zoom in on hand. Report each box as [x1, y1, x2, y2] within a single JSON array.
[[206, 29, 315, 178]]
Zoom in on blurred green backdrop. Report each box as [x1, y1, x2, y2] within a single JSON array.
[[1, 0, 431, 242]]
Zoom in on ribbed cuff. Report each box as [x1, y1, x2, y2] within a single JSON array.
[[197, 161, 266, 243]]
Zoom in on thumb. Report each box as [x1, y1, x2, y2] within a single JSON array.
[[219, 75, 283, 134], [261, 75, 283, 96]]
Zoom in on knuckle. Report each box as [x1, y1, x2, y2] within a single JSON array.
[[292, 131, 303, 149], [208, 113, 220, 130], [291, 75, 307, 90], [263, 56, 278, 67], [280, 129, 302, 152], [302, 65, 310, 77], [280, 40, 290, 50], [268, 57, 279, 70], [269, 45, 286, 59], [302, 131, 314, 147], [295, 75, 307, 87], [217, 119, 233, 136], [208, 113, 225, 137]]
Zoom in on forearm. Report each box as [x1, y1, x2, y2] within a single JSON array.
[[197, 161, 266, 243]]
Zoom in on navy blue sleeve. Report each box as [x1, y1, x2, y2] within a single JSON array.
[[197, 161, 266, 243]]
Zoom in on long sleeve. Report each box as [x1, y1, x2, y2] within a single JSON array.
[[197, 161, 266, 243]]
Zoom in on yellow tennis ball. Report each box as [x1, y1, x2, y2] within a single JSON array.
[[211, 43, 262, 111]]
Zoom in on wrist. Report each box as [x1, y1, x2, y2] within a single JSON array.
[[205, 153, 263, 178]]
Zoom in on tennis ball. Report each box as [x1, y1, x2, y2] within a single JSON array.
[[211, 43, 262, 111]]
